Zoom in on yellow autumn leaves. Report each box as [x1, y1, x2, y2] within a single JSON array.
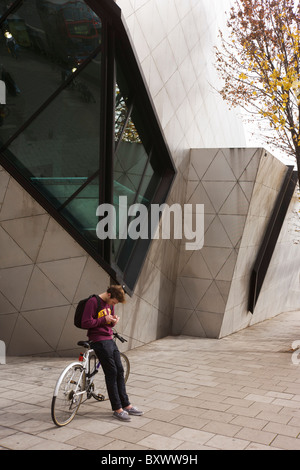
[[215, 0, 300, 157]]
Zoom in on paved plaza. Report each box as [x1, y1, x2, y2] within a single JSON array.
[[1, 310, 300, 450]]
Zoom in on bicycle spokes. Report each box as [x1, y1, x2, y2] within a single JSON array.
[[51, 364, 85, 427]]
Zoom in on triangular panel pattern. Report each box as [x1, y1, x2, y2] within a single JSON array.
[[173, 148, 262, 338], [0, 168, 110, 355], [219, 149, 293, 338]]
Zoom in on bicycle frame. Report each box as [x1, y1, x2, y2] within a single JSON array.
[[53, 348, 96, 402]]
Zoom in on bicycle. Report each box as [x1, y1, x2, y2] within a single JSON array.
[[51, 331, 130, 427]]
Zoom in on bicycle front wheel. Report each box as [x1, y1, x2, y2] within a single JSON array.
[[51, 362, 85, 427]]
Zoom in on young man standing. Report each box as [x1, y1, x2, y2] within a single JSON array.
[[81, 285, 143, 421]]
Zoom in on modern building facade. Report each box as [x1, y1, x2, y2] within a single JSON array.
[[0, 0, 299, 356]]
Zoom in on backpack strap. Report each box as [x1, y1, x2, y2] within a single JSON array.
[[91, 294, 101, 316], [91, 294, 112, 317]]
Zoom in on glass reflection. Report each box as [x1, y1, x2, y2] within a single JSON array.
[[114, 117, 147, 206], [60, 174, 100, 249], [0, 0, 101, 145], [112, 155, 163, 270], [115, 83, 129, 144], [113, 104, 148, 258], [7, 54, 102, 208]]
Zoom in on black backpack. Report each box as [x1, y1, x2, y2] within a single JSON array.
[[74, 294, 101, 329]]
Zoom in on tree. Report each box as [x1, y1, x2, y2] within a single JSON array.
[[215, 0, 300, 183]]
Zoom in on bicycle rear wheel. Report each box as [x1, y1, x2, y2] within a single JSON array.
[[121, 352, 130, 383], [51, 362, 85, 427], [89, 365, 108, 401]]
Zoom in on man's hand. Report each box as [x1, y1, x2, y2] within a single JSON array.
[[106, 314, 120, 325]]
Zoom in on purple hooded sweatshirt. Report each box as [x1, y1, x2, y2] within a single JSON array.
[[81, 296, 115, 342]]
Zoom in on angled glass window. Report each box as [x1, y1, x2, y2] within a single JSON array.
[[0, 0, 175, 293], [111, 60, 167, 277]]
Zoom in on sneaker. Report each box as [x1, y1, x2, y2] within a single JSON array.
[[125, 406, 144, 416], [113, 410, 131, 421]]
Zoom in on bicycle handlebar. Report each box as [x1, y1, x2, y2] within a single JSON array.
[[77, 332, 127, 349], [113, 331, 127, 343]]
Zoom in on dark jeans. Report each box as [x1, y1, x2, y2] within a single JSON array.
[[91, 339, 130, 411]]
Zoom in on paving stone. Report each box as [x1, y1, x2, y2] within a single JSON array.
[[1, 310, 300, 450]]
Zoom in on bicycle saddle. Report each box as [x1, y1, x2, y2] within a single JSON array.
[[77, 341, 91, 348]]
